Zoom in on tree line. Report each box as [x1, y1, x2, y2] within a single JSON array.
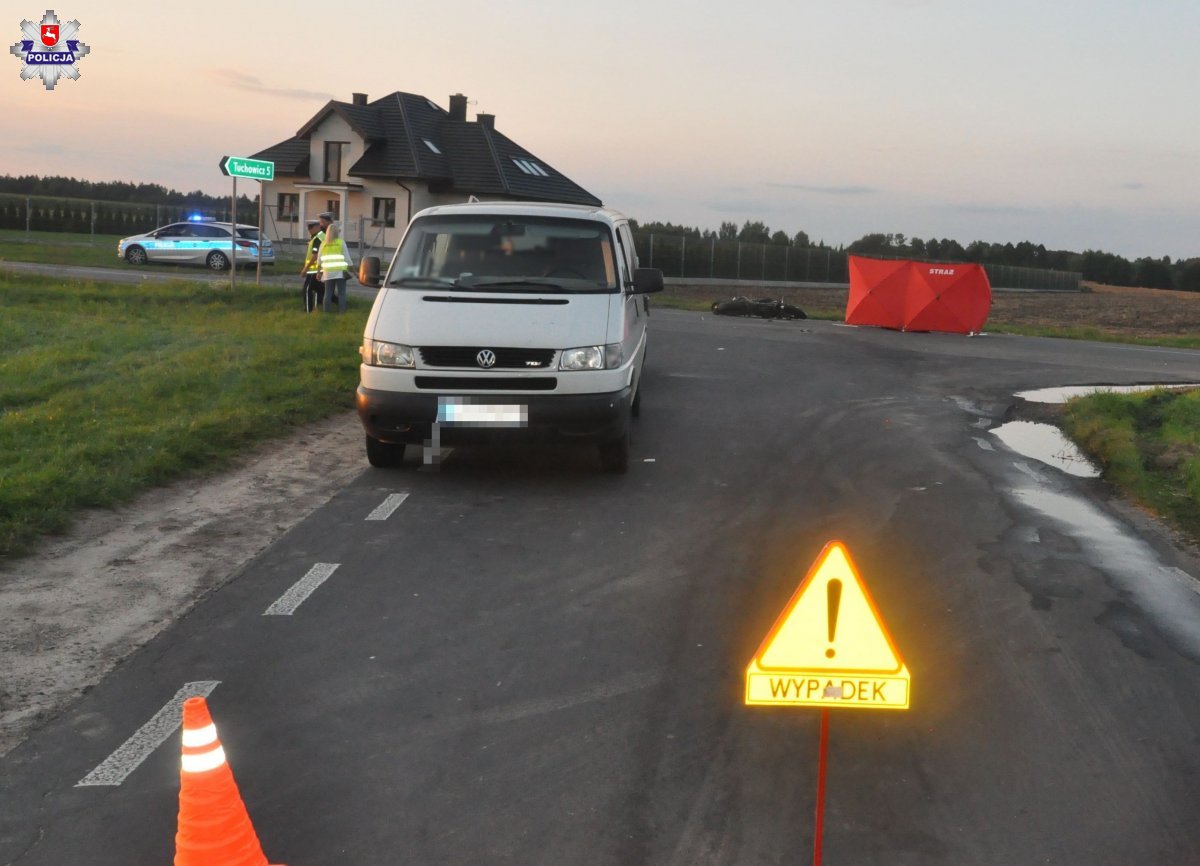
[[0, 174, 255, 211], [630, 220, 1200, 293]]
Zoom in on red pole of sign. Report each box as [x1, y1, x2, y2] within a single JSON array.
[[813, 708, 829, 866]]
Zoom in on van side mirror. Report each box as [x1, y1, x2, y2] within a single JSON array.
[[359, 256, 381, 288], [632, 267, 664, 294]]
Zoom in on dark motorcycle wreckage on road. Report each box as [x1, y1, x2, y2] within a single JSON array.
[[710, 296, 807, 320]]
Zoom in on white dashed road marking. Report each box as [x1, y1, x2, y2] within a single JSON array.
[[365, 493, 409, 521], [76, 681, 220, 787], [263, 563, 340, 616]]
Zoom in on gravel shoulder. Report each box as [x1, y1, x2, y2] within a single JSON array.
[[0, 411, 366, 756]]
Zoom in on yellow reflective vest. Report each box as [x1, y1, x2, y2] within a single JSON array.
[[303, 230, 325, 274], [319, 237, 350, 278]]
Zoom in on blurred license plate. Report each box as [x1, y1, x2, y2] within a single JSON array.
[[437, 398, 528, 427]]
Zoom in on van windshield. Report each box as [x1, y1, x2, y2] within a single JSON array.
[[386, 215, 619, 293]]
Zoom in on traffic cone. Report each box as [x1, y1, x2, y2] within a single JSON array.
[[174, 696, 283, 866]]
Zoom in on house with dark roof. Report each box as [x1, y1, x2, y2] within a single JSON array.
[[251, 91, 602, 247]]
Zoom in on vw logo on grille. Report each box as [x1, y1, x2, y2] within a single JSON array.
[[476, 349, 497, 368]]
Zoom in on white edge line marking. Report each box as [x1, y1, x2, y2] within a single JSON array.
[[263, 563, 340, 616], [76, 681, 219, 787], [365, 492, 409, 521]]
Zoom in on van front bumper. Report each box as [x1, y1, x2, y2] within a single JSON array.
[[357, 386, 632, 445]]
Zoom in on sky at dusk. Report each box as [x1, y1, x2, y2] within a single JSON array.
[[4, 0, 1199, 259]]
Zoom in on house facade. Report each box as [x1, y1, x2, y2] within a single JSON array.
[[251, 92, 602, 249]]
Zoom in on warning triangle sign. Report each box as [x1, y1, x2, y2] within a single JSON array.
[[746, 541, 910, 709], [754, 541, 902, 673]]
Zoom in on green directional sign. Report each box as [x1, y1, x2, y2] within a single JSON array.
[[219, 155, 275, 182]]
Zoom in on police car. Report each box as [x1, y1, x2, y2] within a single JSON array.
[[118, 218, 275, 271]]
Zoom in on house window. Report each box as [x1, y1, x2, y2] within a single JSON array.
[[325, 199, 340, 220], [372, 197, 396, 228], [423, 139, 442, 154], [324, 141, 349, 182], [511, 157, 550, 177], [277, 193, 298, 222]]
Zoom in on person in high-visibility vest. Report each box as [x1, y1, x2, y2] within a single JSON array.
[[300, 219, 325, 313], [319, 222, 354, 313]]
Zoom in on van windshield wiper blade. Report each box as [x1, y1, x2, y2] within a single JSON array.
[[459, 279, 566, 291], [390, 277, 461, 288]]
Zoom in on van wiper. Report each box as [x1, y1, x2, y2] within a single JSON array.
[[460, 278, 565, 291], [390, 277, 461, 288]]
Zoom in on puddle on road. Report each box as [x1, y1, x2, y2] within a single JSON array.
[[1011, 485, 1200, 663], [1017, 383, 1200, 404], [992, 421, 1100, 478]]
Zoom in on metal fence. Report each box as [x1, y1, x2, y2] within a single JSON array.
[[634, 232, 849, 283], [261, 204, 391, 260], [980, 263, 1081, 291], [0, 193, 258, 238], [632, 232, 1082, 291]]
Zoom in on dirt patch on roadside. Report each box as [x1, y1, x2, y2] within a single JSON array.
[[0, 412, 366, 756]]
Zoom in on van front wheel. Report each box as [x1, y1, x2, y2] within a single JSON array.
[[366, 434, 406, 468]]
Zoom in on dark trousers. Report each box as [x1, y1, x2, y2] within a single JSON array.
[[303, 273, 325, 312], [323, 277, 347, 313]]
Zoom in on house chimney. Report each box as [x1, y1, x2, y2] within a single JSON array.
[[476, 112, 495, 129], [352, 92, 367, 105], [449, 93, 467, 121]]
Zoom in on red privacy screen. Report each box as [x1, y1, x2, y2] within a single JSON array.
[[845, 256, 991, 334]]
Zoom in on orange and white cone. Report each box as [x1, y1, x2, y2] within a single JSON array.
[[174, 696, 283, 866]]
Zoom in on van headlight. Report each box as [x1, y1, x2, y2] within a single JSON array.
[[362, 338, 415, 368], [559, 343, 623, 370]]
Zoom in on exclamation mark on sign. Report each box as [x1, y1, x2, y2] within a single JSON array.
[[825, 579, 843, 659]]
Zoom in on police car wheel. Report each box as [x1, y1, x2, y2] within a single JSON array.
[[206, 251, 230, 271], [125, 246, 147, 265]]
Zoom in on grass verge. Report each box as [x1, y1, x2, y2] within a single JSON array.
[[0, 228, 138, 268], [987, 323, 1200, 351], [1062, 388, 1200, 539], [0, 272, 367, 561], [0, 228, 305, 270]]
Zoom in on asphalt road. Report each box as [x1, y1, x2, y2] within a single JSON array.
[[4, 311, 1200, 865]]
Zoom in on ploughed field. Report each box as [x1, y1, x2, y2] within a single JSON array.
[[991, 283, 1200, 339]]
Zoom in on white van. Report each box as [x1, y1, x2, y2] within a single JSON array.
[[355, 202, 664, 472]]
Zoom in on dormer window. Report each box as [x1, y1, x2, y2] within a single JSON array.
[[423, 139, 442, 154], [324, 141, 349, 182]]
